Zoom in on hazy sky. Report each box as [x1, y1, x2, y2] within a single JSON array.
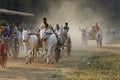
[[0, 0, 120, 27], [34, 0, 120, 28], [0, 0, 119, 47]]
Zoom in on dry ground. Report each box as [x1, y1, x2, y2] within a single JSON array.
[[0, 42, 120, 80]]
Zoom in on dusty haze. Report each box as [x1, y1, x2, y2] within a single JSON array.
[[35, 0, 113, 50]]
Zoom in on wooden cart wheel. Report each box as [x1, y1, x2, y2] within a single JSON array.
[[66, 38, 72, 56], [12, 38, 19, 58], [54, 40, 62, 63], [55, 47, 61, 63]]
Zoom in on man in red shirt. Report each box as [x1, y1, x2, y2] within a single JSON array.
[[0, 39, 7, 68]]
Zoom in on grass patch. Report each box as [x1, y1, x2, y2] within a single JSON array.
[[51, 73, 65, 80], [62, 51, 120, 80], [65, 70, 120, 80], [87, 54, 120, 71]]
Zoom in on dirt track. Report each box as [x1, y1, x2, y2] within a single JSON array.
[[0, 42, 120, 80]]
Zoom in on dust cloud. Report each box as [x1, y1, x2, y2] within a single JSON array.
[[36, 0, 115, 50]]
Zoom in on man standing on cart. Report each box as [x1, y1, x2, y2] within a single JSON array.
[[38, 18, 52, 43], [91, 23, 102, 33], [38, 18, 53, 56]]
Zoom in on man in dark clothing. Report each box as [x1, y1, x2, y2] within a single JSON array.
[[63, 22, 69, 33]]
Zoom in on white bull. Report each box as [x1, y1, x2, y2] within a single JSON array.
[[40, 29, 57, 64], [22, 30, 38, 64], [79, 27, 89, 47]]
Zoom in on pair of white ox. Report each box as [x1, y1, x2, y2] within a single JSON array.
[[79, 27, 103, 47], [22, 29, 58, 64]]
